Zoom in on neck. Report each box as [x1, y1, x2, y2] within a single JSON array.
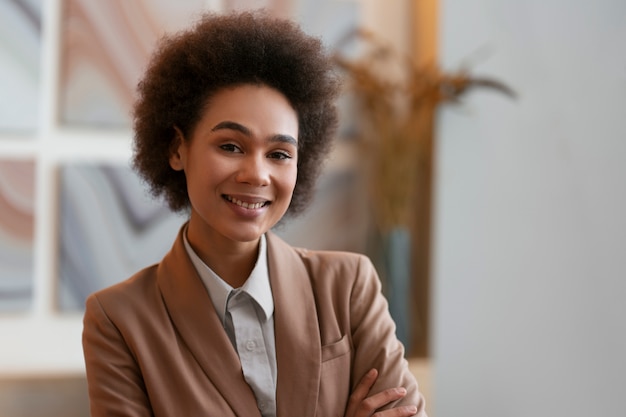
[[186, 221, 260, 289]]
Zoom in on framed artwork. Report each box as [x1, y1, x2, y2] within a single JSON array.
[[0, 159, 36, 311], [56, 162, 185, 310], [0, 0, 41, 132], [59, 0, 207, 127]]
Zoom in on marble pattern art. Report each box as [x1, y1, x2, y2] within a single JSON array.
[[0, 0, 41, 132], [0, 159, 35, 311], [58, 0, 358, 128], [57, 163, 185, 310], [224, 0, 295, 18], [59, 0, 206, 127]]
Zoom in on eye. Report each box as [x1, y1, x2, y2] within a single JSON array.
[[268, 150, 293, 160], [219, 143, 242, 153]]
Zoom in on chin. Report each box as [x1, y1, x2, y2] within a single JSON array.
[[225, 227, 267, 243]]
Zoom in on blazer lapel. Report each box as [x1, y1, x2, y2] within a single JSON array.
[[267, 232, 322, 417], [157, 226, 261, 417]]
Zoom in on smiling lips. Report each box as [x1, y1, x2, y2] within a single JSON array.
[[224, 195, 270, 209]]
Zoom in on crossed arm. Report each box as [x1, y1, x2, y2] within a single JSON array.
[[345, 368, 420, 417]]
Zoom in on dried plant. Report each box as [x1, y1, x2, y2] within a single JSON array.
[[333, 29, 515, 231]]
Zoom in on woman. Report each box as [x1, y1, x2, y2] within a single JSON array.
[[82, 10, 426, 417]]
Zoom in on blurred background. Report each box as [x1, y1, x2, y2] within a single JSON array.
[[0, 0, 624, 416]]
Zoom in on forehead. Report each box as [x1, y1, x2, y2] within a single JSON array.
[[190, 84, 299, 141]]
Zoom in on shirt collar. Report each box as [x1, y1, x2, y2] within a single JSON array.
[[183, 227, 274, 324]]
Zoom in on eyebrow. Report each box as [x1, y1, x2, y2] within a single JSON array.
[[211, 120, 298, 146]]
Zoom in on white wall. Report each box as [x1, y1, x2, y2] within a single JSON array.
[[434, 1, 626, 416]]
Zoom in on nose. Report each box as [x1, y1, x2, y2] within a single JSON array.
[[235, 154, 270, 186]]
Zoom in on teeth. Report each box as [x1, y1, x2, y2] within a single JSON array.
[[226, 196, 266, 209]]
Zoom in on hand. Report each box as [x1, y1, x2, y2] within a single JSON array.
[[344, 368, 418, 417]]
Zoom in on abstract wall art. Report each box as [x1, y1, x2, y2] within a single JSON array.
[[56, 163, 186, 311], [59, 0, 206, 127], [0, 0, 41, 132], [0, 159, 36, 311]]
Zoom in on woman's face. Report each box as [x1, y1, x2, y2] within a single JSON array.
[[169, 84, 299, 245]]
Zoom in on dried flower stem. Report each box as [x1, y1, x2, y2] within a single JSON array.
[[333, 30, 514, 231]]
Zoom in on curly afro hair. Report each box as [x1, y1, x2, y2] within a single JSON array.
[[132, 10, 340, 218]]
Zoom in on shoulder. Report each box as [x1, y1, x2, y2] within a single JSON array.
[[294, 246, 372, 276], [267, 232, 379, 291]]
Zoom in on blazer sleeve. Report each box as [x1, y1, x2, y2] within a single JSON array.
[[83, 293, 154, 417], [349, 255, 427, 416]]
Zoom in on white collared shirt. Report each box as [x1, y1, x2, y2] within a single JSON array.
[[183, 230, 277, 417]]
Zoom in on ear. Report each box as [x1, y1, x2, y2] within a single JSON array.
[[169, 126, 185, 171]]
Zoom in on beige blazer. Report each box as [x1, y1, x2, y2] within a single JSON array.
[[83, 226, 426, 416]]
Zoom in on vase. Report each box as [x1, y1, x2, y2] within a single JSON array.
[[383, 227, 412, 352]]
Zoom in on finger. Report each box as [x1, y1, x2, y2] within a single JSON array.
[[350, 368, 378, 402], [354, 387, 408, 417], [345, 369, 378, 417]]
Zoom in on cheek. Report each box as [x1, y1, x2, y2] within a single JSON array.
[[286, 167, 298, 194]]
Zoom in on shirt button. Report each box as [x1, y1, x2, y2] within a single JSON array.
[[246, 340, 256, 351]]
